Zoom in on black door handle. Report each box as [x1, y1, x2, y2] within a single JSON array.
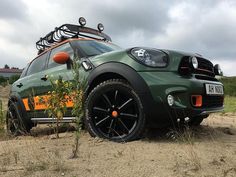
[[41, 75, 48, 81], [16, 83, 23, 88]]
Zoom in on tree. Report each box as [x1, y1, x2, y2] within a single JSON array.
[[4, 64, 9, 69]]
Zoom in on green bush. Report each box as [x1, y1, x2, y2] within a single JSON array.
[[9, 75, 20, 84], [0, 76, 7, 85], [220, 77, 236, 96]]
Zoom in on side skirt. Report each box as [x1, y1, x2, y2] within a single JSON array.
[[31, 117, 76, 123]]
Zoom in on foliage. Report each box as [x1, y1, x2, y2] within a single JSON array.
[[222, 96, 236, 113], [9, 75, 20, 84], [42, 57, 85, 149], [43, 76, 74, 138], [70, 59, 86, 158], [4, 64, 9, 69], [0, 76, 7, 86], [0, 100, 5, 134], [220, 76, 236, 96]]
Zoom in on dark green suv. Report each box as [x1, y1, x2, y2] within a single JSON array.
[[7, 18, 224, 142]]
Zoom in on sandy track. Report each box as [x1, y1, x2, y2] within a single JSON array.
[[0, 114, 235, 177]]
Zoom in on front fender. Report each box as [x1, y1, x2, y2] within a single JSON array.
[[87, 62, 150, 94]]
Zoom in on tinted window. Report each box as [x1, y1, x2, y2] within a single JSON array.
[[27, 53, 48, 76], [73, 40, 121, 57], [48, 43, 74, 69]]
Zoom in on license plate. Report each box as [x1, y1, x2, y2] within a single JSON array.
[[205, 84, 224, 95]]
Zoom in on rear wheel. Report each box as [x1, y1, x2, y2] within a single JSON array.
[[85, 79, 145, 142], [6, 100, 32, 136]]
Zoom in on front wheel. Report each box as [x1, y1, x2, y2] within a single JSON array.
[[85, 79, 146, 142]]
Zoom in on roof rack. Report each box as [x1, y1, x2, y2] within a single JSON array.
[[36, 17, 112, 52]]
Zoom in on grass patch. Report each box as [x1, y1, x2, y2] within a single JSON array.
[[223, 96, 236, 113], [0, 100, 5, 133], [220, 77, 236, 96]]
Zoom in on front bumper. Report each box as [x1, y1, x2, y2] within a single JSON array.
[[137, 71, 224, 127]]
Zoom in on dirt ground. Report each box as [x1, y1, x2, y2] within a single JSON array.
[[0, 86, 236, 177]]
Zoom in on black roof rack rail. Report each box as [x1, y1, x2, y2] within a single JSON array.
[[36, 19, 112, 52]]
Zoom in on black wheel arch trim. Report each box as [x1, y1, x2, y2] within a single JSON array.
[[86, 62, 150, 94], [8, 92, 30, 124]]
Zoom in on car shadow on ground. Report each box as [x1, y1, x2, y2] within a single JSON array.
[[142, 125, 236, 143], [30, 123, 76, 137], [29, 122, 236, 143]]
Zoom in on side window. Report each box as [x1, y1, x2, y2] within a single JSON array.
[[48, 43, 74, 69], [27, 52, 48, 76]]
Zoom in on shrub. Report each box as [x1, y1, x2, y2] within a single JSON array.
[[9, 75, 20, 84], [220, 77, 236, 96], [0, 76, 7, 86]]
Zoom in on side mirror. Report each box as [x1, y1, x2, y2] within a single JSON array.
[[214, 64, 222, 76], [53, 52, 70, 64]]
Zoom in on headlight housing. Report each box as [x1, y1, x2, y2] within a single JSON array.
[[130, 48, 168, 67], [190, 56, 198, 69]]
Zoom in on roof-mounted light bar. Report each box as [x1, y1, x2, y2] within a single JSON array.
[[36, 17, 111, 53]]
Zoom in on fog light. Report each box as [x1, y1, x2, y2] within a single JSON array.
[[167, 95, 174, 106], [191, 95, 202, 107]]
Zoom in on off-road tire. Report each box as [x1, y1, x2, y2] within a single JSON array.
[[85, 79, 146, 142]]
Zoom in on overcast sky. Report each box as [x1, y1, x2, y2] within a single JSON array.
[[0, 0, 236, 76]]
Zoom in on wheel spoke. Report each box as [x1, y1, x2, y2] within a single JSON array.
[[118, 98, 133, 110], [102, 94, 112, 107], [120, 113, 138, 120], [107, 119, 114, 136], [93, 106, 108, 113], [95, 115, 111, 127], [118, 118, 130, 134]]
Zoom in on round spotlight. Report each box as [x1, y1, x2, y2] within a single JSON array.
[[167, 95, 174, 106], [190, 56, 198, 69], [214, 64, 222, 75], [78, 17, 86, 26], [97, 23, 104, 32]]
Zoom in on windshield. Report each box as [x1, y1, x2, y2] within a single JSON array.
[[73, 40, 121, 57]]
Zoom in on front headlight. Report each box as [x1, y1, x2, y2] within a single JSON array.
[[130, 48, 168, 67], [190, 56, 198, 69]]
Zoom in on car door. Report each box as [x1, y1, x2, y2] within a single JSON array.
[[37, 42, 75, 118], [13, 52, 49, 118]]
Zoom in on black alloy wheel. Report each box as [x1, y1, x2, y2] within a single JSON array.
[[85, 79, 145, 142]]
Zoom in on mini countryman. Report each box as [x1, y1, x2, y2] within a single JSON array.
[[7, 17, 224, 142]]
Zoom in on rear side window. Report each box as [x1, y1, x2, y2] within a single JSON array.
[[27, 52, 48, 76], [48, 43, 74, 69]]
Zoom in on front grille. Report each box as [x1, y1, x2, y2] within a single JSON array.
[[195, 75, 218, 81], [179, 56, 215, 78], [202, 95, 224, 108], [195, 57, 215, 77]]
